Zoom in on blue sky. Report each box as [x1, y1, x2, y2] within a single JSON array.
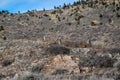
[[0, 0, 78, 13]]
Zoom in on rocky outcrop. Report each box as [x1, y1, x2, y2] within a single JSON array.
[[43, 55, 80, 75]]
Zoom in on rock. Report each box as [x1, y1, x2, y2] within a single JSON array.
[[0, 73, 5, 79], [43, 55, 80, 75], [71, 48, 90, 54]]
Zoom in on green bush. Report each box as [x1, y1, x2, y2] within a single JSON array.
[[0, 25, 4, 31], [3, 36, 7, 40], [51, 10, 56, 14], [43, 13, 49, 17], [99, 14, 103, 18], [66, 22, 72, 25], [75, 15, 84, 21], [116, 13, 120, 18]]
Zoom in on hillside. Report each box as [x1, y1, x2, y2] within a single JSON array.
[[0, 0, 120, 80]]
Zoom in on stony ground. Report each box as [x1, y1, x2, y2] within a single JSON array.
[[0, 0, 120, 80]]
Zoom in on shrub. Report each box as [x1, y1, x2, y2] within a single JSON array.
[[116, 13, 120, 18], [49, 27, 56, 32], [99, 14, 103, 18], [17, 18, 20, 21], [112, 1, 116, 6], [43, 13, 49, 17], [116, 6, 120, 11], [51, 10, 56, 14], [57, 16, 61, 21], [52, 69, 68, 75], [66, 22, 72, 25], [79, 51, 115, 68], [0, 25, 4, 31], [3, 15, 6, 17], [45, 44, 70, 55], [49, 18, 51, 20], [0, 73, 5, 79], [10, 13, 14, 16], [26, 18, 29, 21], [113, 9, 116, 12], [102, 1, 107, 6], [62, 17, 65, 20], [43, 8, 45, 11], [2, 59, 14, 67], [103, 48, 120, 60], [58, 9, 63, 14], [107, 48, 120, 55], [21, 74, 40, 80], [3, 36, 7, 40], [1, 10, 9, 14], [108, 18, 113, 24], [1, 20, 4, 22], [75, 15, 84, 21], [100, 22, 103, 25], [29, 65, 42, 73]]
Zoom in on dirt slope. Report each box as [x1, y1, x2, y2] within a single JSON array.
[[0, 0, 120, 80]]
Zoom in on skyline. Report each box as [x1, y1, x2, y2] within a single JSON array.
[[0, 0, 78, 13]]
